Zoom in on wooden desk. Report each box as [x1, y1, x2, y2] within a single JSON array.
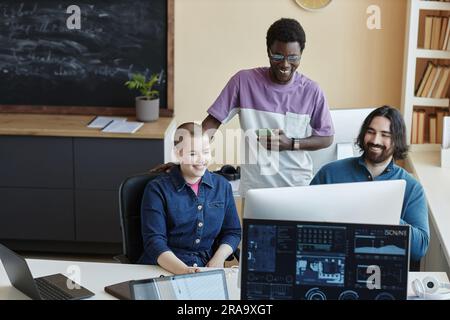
[[0, 113, 175, 254], [406, 150, 450, 275], [0, 113, 173, 139]]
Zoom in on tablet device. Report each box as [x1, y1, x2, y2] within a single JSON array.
[[129, 269, 229, 300]]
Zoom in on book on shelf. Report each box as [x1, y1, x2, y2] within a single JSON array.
[[433, 66, 450, 98], [431, 17, 442, 50], [443, 17, 450, 50], [424, 16, 433, 49], [440, 17, 449, 50], [423, 15, 450, 51], [447, 25, 450, 51], [412, 110, 419, 144], [429, 113, 437, 144], [412, 109, 450, 145], [417, 63, 450, 99], [436, 109, 448, 144], [427, 65, 443, 98], [417, 109, 426, 144], [442, 67, 450, 98], [416, 62, 433, 96], [420, 63, 438, 97]]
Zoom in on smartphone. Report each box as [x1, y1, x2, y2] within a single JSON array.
[[255, 128, 273, 137]]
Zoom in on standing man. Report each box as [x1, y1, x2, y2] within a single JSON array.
[[203, 18, 334, 196], [311, 106, 429, 263]]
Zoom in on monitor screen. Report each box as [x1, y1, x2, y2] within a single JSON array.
[[244, 180, 406, 225], [240, 219, 410, 300], [309, 108, 375, 174], [130, 269, 229, 300]]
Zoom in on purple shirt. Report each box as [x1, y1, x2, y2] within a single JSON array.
[[207, 67, 334, 195], [208, 67, 334, 136]]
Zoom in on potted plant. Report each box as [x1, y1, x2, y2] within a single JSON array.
[[125, 73, 160, 122]]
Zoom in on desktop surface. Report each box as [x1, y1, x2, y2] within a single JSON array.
[[0, 259, 239, 300], [0, 258, 446, 300]]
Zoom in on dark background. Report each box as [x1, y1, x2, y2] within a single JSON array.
[[0, 0, 167, 108]]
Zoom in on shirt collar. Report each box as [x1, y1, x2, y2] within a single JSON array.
[[169, 165, 214, 192], [357, 155, 395, 174]]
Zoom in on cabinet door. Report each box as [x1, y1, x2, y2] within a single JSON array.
[[0, 188, 74, 240], [0, 136, 73, 188], [75, 190, 121, 243], [74, 138, 164, 190]]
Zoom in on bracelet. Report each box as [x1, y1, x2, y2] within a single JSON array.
[[291, 138, 295, 151]]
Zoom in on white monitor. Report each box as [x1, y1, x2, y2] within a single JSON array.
[[309, 108, 375, 174], [243, 180, 406, 225]]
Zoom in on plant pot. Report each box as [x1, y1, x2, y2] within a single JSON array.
[[135, 96, 159, 122]]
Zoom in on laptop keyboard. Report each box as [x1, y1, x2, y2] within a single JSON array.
[[35, 277, 74, 300]]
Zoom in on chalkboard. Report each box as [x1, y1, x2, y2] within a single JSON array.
[[0, 0, 173, 113]]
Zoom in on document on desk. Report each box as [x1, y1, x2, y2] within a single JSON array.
[[129, 269, 228, 300], [101, 119, 144, 134], [168, 272, 227, 300], [87, 116, 127, 128]]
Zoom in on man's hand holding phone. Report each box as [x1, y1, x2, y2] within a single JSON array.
[[257, 128, 293, 151]]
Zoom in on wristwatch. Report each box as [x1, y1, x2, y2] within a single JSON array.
[[291, 138, 301, 151]]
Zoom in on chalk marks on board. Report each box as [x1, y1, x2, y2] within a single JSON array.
[[0, 1, 168, 108]]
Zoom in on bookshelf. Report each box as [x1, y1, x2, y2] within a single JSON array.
[[401, 0, 450, 145]]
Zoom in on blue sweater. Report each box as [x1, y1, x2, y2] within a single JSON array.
[[310, 156, 429, 261]]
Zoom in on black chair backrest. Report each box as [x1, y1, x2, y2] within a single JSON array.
[[118, 172, 161, 264]]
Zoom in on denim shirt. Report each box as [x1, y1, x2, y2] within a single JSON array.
[[310, 156, 429, 262], [138, 166, 241, 267]]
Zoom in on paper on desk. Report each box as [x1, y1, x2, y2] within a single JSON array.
[[102, 120, 144, 134], [87, 116, 127, 128], [443, 117, 450, 149]]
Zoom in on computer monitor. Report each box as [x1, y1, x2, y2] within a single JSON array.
[[243, 180, 406, 225], [240, 218, 410, 300], [309, 108, 375, 174]]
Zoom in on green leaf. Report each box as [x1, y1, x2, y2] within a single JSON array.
[[124, 72, 160, 99]]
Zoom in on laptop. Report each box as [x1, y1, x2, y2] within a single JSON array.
[[129, 269, 229, 300], [240, 219, 410, 300], [0, 244, 95, 300]]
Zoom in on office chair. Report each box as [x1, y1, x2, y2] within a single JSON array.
[[115, 172, 239, 264], [115, 172, 159, 264]]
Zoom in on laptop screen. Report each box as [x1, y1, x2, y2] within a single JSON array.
[[130, 269, 229, 300], [241, 219, 410, 300]]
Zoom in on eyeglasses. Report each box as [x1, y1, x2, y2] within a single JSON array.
[[269, 49, 301, 63]]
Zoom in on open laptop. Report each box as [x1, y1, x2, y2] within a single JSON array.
[[0, 244, 94, 300], [129, 269, 229, 300], [240, 219, 410, 300]]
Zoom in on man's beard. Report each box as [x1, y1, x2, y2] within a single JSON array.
[[363, 143, 394, 164]]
